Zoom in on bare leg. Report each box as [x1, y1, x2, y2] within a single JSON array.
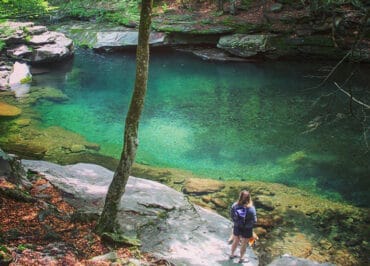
[[228, 228, 234, 243], [230, 235, 240, 257], [239, 237, 249, 261]]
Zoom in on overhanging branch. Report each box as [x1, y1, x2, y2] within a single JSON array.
[[333, 82, 370, 109]]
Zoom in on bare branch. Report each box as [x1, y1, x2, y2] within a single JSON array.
[[333, 82, 370, 109], [304, 51, 352, 91]]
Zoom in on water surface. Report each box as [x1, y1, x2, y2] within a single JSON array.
[[33, 49, 370, 206]]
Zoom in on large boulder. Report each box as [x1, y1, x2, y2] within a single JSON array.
[[0, 148, 31, 189], [217, 34, 275, 58], [1, 21, 74, 64], [94, 31, 166, 49], [21, 160, 259, 266], [8, 62, 32, 97]]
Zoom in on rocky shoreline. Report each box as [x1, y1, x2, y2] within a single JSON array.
[[0, 149, 359, 265]]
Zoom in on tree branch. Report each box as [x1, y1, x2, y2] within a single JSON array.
[[333, 82, 370, 109]]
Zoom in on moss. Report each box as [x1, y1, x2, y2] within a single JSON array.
[[0, 187, 35, 202], [20, 75, 32, 84], [101, 232, 141, 247], [221, 17, 270, 34]]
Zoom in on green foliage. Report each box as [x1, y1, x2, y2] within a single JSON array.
[[0, 40, 5, 51], [20, 75, 32, 84], [309, 0, 366, 13], [16, 244, 28, 252], [0, 0, 51, 19], [59, 0, 140, 25]]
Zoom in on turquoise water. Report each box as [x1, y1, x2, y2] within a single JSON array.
[[33, 49, 369, 206]]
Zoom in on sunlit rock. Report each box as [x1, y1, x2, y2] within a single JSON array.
[[31, 32, 73, 63], [6, 44, 33, 59], [183, 177, 225, 195], [13, 118, 31, 127], [8, 62, 31, 97], [70, 144, 86, 153], [94, 31, 166, 49], [255, 195, 275, 211], [25, 25, 48, 35], [21, 160, 259, 266], [217, 34, 275, 58], [1, 21, 74, 64], [0, 102, 21, 116]]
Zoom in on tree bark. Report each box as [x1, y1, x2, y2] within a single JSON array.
[[95, 0, 153, 234]]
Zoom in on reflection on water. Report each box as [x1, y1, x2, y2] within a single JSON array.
[[33, 49, 370, 206]]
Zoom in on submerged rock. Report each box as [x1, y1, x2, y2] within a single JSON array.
[[268, 254, 335, 266], [21, 160, 259, 266], [183, 177, 225, 195], [0, 102, 21, 117]]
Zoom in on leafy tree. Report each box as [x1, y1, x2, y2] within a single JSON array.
[[0, 0, 50, 18], [95, 0, 153, 234]]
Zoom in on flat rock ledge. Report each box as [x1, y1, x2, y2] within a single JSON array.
[[22, 160, 258, 266]]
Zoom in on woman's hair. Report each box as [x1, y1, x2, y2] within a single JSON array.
[[237, 190, 253, 206]]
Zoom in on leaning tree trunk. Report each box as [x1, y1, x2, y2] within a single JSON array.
[[95, 0, 153, 234]]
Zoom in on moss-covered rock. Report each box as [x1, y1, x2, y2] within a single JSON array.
[[183, 177, 225, 195]]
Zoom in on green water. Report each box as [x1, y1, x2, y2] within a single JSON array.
[[33, 49, 369, 206]]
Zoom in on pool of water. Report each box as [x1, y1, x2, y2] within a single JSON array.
[[33, 49, 369, 206]]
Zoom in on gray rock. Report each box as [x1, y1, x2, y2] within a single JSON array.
[[25, 25, 48, 35], [30, 32, 73, 63], [0, 148, 31, 189], [268, 254, 335, 266], [0, 70, 10, 90], [8, 62, 32, 97], [33, 44, 72, 63], [7, 44, 33, 59], [255, 195, 275, 211], [89, 252, 118, 262], [22, 160, 259, 266], [217, 34, 275, 58], [94, 31, 166, 49], [270, 3, 283, 13], [1, 21, 74, 64]]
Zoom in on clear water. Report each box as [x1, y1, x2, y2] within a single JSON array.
[[33, 49, 370, 206]]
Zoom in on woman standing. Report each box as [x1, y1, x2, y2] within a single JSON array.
[[229, 190, 257, 263]]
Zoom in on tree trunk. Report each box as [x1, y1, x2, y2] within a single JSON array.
[[230, 0, 236, 15], [95, 0, 153, 234], [217, 0, 224, 12]]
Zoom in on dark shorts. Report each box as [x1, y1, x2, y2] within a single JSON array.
[[233, 226, 253, 238]]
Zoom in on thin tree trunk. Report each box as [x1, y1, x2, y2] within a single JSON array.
[[95, 0, 153, 234]]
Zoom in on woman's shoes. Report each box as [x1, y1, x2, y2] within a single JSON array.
[[238, 258, 249, 263], [229, 255, 238, 259]]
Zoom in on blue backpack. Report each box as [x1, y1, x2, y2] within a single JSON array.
[[232, 204, 248, 227]]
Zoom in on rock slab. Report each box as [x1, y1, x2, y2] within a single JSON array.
[[22, 160, 259, 266]]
